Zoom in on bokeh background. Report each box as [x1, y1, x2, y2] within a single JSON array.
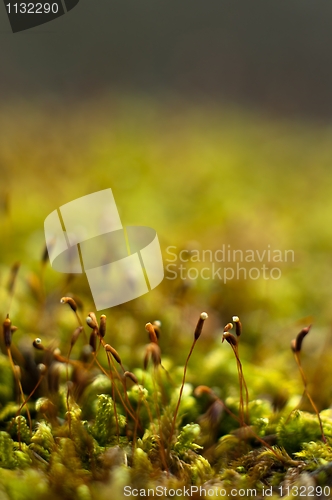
[[1, 0, 332, 407]]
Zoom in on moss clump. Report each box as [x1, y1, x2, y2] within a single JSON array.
[[0, 305, 332, 499], [90, 394, 126, 446], [277, 410, 328, 455]]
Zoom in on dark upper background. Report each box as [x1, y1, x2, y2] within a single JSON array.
[[1, 0, 332, 119]]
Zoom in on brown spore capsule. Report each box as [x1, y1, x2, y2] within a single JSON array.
[[293, 325, 311, 353], [223, 322, 233, 333], [99, 315, 107, 338], [232, 316, 242, 337], [194, 385, 213, 397], [3, 315, 12, 347], [144, 343, 161, 369], [124, 371, 138, 384], [86, 313, 98, 330], [194, 312, 208, 340], [60, 297, 77, 312], [33, 338, 44, 350], [89, 330, 97, 352], [70, 326, 83, 347], [222, 332, 238, 347], [145, 322, 158, 343], [152, 320, 161, 339], [7, 262, 20, 295], [104, 344, 122, 365]]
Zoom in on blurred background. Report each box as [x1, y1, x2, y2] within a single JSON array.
[[2, 0, 332, 118], [1, 0, 332, 406]]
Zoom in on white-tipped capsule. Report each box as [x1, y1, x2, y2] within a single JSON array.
[[37, 363, 47, 375], [232, 316, 242, 337], [60, 297, 77, 312], [195, 312, 209, 340], [33, 338, 44, 350], [86, 313, 98, 330], [86, 316, 96, 329]]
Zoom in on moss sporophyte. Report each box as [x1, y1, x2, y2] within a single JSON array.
[[1, 293, 332, 499]]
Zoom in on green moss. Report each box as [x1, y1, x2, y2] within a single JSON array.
[[90, 395, 125, 446], [173, 423, 202, 458], [0, 432, 18, 469], [277, 411, 324, 454]]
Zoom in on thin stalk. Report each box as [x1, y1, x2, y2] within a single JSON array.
[[7, 347, 32, 442], [293, 351, 326, 443], [169, 338, 197, 448], [168, 312, 208, 450]]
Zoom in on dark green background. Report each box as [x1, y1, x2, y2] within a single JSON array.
[[0, 0, 332, 119]]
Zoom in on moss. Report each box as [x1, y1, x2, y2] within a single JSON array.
[[0, 432, 18, 469], [277, 411, 324, 454], [90, 394, 126, 446], [0, 305, 331, 497], [8, 416, 31, 445]]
